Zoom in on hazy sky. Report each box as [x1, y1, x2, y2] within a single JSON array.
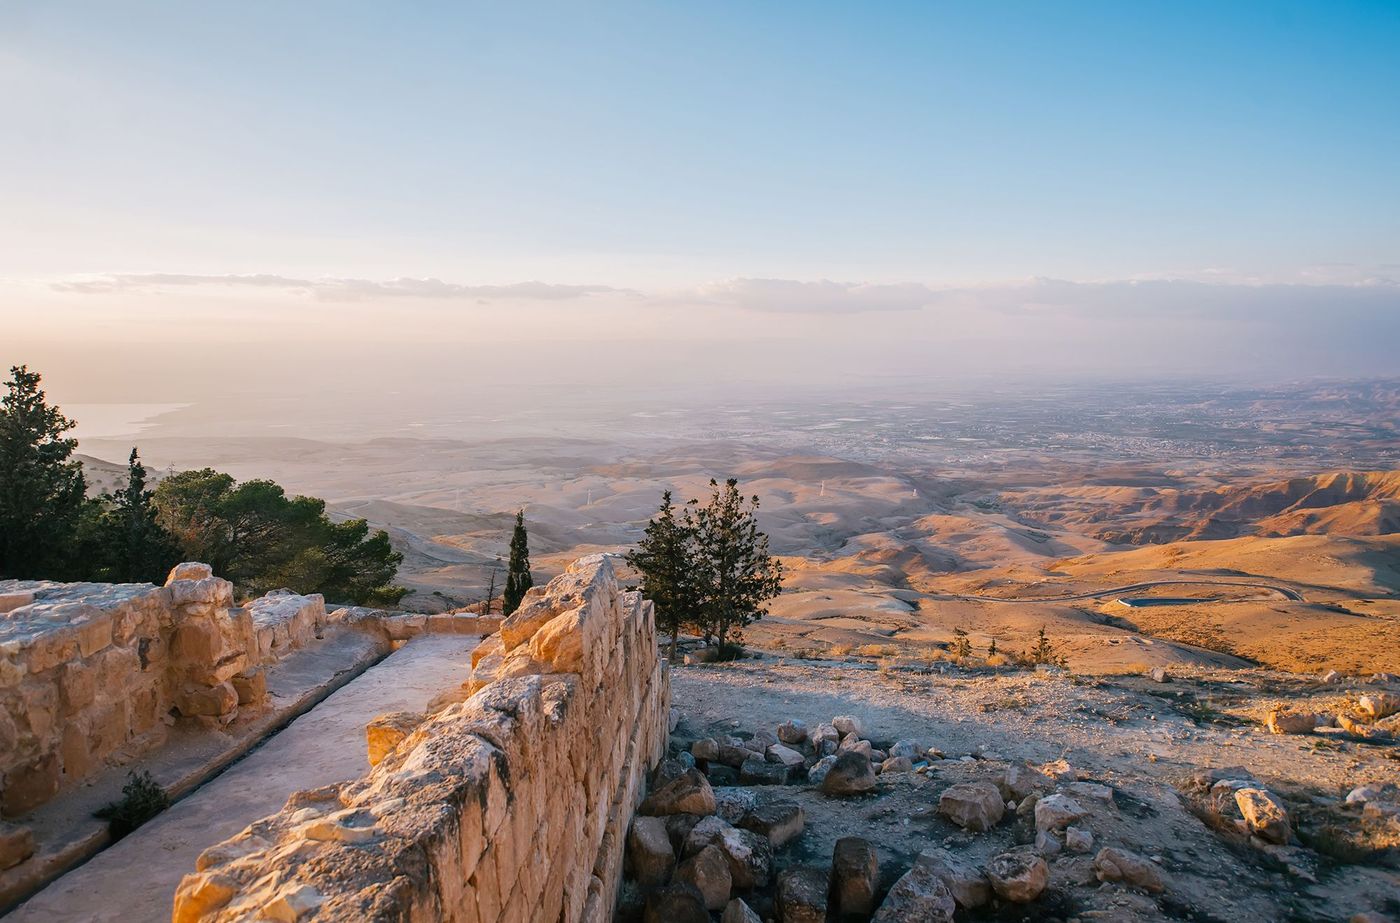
[[2, 1, 1398, 399]]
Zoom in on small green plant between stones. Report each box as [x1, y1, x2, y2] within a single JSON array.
[[95, 770, 170, 839]]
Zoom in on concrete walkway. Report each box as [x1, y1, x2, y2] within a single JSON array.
[[7, 634, 480, 922]]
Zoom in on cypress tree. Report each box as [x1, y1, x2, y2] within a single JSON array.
[[0, 366, 86, 578], [502, 509, 533, 616], [110, 448, 181, 583], [627, 490, 699, 661]]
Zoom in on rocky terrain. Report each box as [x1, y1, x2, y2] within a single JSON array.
[[620, 651, 1400, 922]]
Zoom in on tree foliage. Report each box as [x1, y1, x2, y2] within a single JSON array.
[[153, 469, 405, 605], [626, 490, 700, 660], [0, 366, 87, 579], [686, 478, 783, 649], [79, 449, 182, 583], [502, 509, 533, 616]]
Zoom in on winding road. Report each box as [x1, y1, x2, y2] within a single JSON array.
[[933, 579, 1304, 604]]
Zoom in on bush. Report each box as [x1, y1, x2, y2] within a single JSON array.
[[95, 770, 170, 839]]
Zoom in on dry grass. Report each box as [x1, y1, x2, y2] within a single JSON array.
[[855, 643, 900, 657]]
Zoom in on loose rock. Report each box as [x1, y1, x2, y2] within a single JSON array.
[[1235, 788, 1290, 844], [937, 781, 1006, 832], [722, 898, 762, 923], [821, 751, 877, 796], [675, 844, 732, 910], [985, 851, 1049, 902], [831, 837, 879, 917], [738, 803, 805, 848], [640, 768, 717, 817], [739, 755, 789, 785], [808, 755, 838, 785], [1094, 847, 1165, 893], [833, 715, 863, 736], [915, 846, 990, 909], [1034, 793, 1086, 833], [872, 862, 956, 922], [644, 882, 709, 923], [775, 866, 829, 923], [1065, 825, 1094, 852], [627, 816, 676, 888], [777, 720, 808, 744]]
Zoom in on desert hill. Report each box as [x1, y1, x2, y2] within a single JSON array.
[[1002, 469, 1400, 544]]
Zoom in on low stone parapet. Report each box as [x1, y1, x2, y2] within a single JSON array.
[[174, 554, 670, 922], [0, 564, 429, 819]]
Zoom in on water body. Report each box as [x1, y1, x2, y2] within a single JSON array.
[[65, 403, 190, 443]]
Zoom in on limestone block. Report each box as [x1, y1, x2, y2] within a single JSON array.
[[528, 608, 587, 674], [176, 682, 238, 718], [17, 682, 56, 742], [74, 616, 114, 658], [60, 719, 93, 780], [2, 752, 60, 817], [168, 577, 234, 607], [366, 711, 424, 766], [166, 562, 214, 584], [172, 872, 238, 923], [232, 668, 268, 706], [0, 657, 24, 689], [59, 660, 98, 710], [0, 820, 35, 871], [0, 591, 35, 614], [27, 628, 78, 674], [172, 619, 224, 666]]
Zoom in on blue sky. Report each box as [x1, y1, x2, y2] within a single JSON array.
[[2, 1, 1398, 391]]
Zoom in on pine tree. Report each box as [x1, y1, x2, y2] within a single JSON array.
[[0, 366, 87, 578], [110, 448, 180, 583], [502, 509, 533, 616], [687, 478, 783, 651], [627, 490, 700, 661]]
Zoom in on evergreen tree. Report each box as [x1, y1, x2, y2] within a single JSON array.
[[109, 448, 181, 583], [502, 509, 533, 616], [0, 366, 86, 578], [627, 490, 700, 661], [687, 478, 783, 650], [153, 468, 405, 605]]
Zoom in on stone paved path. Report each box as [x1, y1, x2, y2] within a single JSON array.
[[7, 634, 479, 922]]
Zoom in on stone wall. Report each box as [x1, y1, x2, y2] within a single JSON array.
[[0, 564, 403, 820], [174, 554, 670, 923]]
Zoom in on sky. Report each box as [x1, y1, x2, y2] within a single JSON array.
[[2, 1, 1398, 401]]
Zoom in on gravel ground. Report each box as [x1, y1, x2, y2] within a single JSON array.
[[666, 655, 1400, 922]]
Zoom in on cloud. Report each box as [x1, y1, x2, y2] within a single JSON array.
[[919, 277, 1400, 324], [693, 278, 938, 313], [51, 273, 628, 301]]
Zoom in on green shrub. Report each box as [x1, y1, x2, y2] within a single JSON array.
[[95, 770, 170, 839]]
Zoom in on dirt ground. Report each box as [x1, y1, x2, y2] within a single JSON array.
[[665, 655, 1400, 922]]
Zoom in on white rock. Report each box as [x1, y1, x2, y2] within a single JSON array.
[[1346, 784, 1386, 804], [777, 720, 808, 744], [1065, 825, 1094, 852], [833, 715, 863, 737], [766, 743, 805, 768], [1034, 793, 1085, 833], [1235, 788, 1290, 845]]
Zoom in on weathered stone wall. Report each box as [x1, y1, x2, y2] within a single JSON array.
[[0, 564, 396, 819], [174, 554, 670, 923]]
